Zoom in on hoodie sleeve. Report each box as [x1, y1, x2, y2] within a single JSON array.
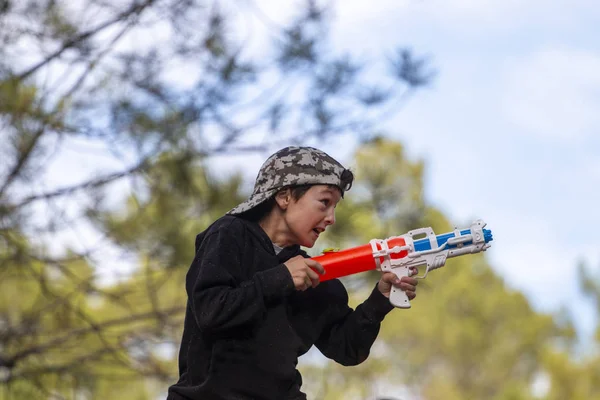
[[314, 281, 395, 366], [186, 225, 295, 335]]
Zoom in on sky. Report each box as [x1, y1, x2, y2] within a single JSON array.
[[36, 0, 600, 345], [208, 0, 600, 342]]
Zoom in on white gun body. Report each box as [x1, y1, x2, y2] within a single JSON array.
[[369, 219, 493, 308]]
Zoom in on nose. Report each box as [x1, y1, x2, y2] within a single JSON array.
[[324, 208, 336, 226]]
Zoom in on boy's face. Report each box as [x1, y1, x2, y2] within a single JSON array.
[[284, 184, 342, 248]]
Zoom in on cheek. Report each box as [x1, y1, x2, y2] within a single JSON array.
[[289, 207, 322, 230], [287, 209, 308, 229]]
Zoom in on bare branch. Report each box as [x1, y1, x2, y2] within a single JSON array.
[[0, 126, 46, 199], [10, 347, 126, 381], [12, 157, 150, 208], [5, 305, 184, 367], [58, 20, 134, 101], [15, 0, 156, 81], [8, 142, 284, 209]]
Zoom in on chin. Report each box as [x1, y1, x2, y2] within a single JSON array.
[[301, 238, 317, 248]]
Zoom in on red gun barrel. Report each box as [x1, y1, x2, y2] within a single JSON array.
[[313, 237, 409, 281]]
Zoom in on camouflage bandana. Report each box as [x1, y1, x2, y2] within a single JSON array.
[[227, 146, 351, 215]]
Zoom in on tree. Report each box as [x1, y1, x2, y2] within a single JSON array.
[[538, 262, 600, 400], [0, 0, 432, 398]]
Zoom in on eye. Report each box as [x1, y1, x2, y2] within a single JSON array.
[[320, 199, 329, 206]]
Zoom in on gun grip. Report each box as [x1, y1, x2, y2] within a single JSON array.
[[389, 267, 411, 309]]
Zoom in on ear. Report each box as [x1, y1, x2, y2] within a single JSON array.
[[274, 189, 292, 210]]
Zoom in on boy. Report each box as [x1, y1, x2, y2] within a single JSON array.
[[167, 146, 418, 400]]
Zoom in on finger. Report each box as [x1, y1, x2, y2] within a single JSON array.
[[398, 282, 416, 292], [309, 276, 320, 288], [378, 278, 391, 291], [304, 277, 312, 290], [298, 276, 310, 290], [406, 291, 416, 300], [381, 272, 398, 283], [303, 270, 319, 288], [306, 267, 321, 282], [295, 280, 305, 291], [400, 276, 419, 286], [409, 267, 419, 276], [305, 259, 326, 275]]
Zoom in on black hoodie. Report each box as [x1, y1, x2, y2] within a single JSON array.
[[167, 215, 394, 400]]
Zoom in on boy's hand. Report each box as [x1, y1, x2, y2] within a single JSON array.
[[377, 269, 418, 300], [284, 255, 325, 291]]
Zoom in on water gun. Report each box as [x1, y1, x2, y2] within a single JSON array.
[[312, 219, 493, 308]]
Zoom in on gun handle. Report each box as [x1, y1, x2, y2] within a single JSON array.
[[390, 267, 411, 309]]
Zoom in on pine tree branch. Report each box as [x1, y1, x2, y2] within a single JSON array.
[[5, 305, 184, 367], [0, 126, 46, 199], [13, 158, 150, 208], [15, 0, 156, 81]]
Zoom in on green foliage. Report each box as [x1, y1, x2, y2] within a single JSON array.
[[0, 79, 38, 116], [542, 350, 600, 400], [91, 152, 246, 269], [378, 256, 561, 399], [0, 237, 181, 399]]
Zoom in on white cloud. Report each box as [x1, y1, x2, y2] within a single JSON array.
[[501, 48, 600, 142]]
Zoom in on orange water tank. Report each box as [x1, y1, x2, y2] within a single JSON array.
[[312, 237, 409, 281]]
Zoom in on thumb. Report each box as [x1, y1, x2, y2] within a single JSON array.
[[381, 272, 399, 284], [378, 275, 392, 289]]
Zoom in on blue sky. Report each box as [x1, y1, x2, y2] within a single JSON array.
[[210, 0, 600, 341]]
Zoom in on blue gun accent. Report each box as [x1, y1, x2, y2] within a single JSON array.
[[414, 229, 493, 252]]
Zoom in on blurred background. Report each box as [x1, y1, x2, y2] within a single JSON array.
[[1, 0, 599, 399]]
